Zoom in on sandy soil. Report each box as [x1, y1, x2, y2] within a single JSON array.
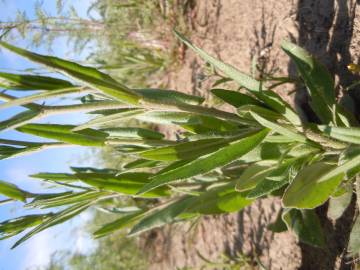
[[142, 1, 360, 269]]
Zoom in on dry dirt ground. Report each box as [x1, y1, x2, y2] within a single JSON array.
[[142, 1, 360, 269]]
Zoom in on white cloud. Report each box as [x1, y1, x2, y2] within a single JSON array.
[[21, 230, 52, 269]]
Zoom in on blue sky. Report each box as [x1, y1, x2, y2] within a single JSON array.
[[0, 1, 101, 269]]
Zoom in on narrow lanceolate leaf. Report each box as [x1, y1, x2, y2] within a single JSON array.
[[101, 127, 164, 140], [139, 138, 230, 161], [174, 30, 262, 92], [30, 172, 80, 182], [348, 215, 360, 255], [282, 162, 344, 209], [317, 153, 360, 183], [211, 89, 263, 108], [17, 124, 108, 146], [282, 41, 334, 124], [0, 87, 84, 110], [70, 167, 118, 174], [250, 112, 307, 143], [129, 197, 194, 236], [94, 211, 144, 238], [247, 179, 288, 199], [12, 200, 91, 248], [134, 88, 204, 105], [0, 214, 50, 240], [0, 42, 140, 105], [282, 209, 325, 248], [186, 183, 253, 214], [252, 90, 302, 126], [73, 109, 145, 131], [123, 159, 160, 169], [137, 129, 269, 195], [235, 164, 274, 191], [237, 104, 282, 122], [28, 191, 109, 209], [0, 110, 40, 131], [0, 180, 27, 202], [174, 32, 301, 126], [318, 125, 360, 145], [0, 72, 74, 90], [137, 111, 237, 132], [75, 172, 169, 198], [0, 145, 46, 160]]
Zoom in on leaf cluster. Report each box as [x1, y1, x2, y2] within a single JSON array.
[[0, 31, 359, 256]]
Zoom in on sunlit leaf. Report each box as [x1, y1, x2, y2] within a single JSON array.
[[0, 72, 74, 90], [0, 42, 140, 104], [137, 129, 269, 194], [282, 41, 334, 124], [17, 124, 108, 146], [12, 200, 92, 248], [282, 162, 343, 209], [0, 180, 28, 202], [129, 196, 193, 236]]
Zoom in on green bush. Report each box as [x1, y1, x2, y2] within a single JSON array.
[[0, 31, 359, 256]]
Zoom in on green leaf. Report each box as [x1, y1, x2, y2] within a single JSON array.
[[327, 188, 352, 220], [17, 124, 108, 146], [250, 111, 308, 143], [94, 211, 144, 238], [237, 104, 282, 122], [282, 162, 344, 209], [12, 201, 91, 248], [0, 144, 46, 160], [101, 127, 164, 140], [0, 42, 140, 105], [235, 164, 274, 191], [282, 41, 334, 124], [318, 125, 360, 145], [136, 111, 237, 132], [30, 172, 79, 182], [28, 191, 109, 209], [75, 172, 169, 198], [174, 33, 300, 125], [186, 183, 253, 214], [134, 88, 204, 105], [318, 152, 360, 183], [129, 197, 193, 236], [0, 87, 82, 110], [0, 214, 50, 240], [0, 72, 74, 90], [348, 215, 360, 256], [123, 159, 160, 169], [74, 109, 145, 131], [139, 138, 230, 161], [174, 30, 262, 92], [137, 129, 269, 195], [268, 210, 288, 233], [0, 180, 27, 202], [0, 110, 40, 131], [282, 209, 325, 248], [252, 90, 302, 126], [247, 179, 288, 199], [70, 167, 118, 174], [211, 89, 263, 108]]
